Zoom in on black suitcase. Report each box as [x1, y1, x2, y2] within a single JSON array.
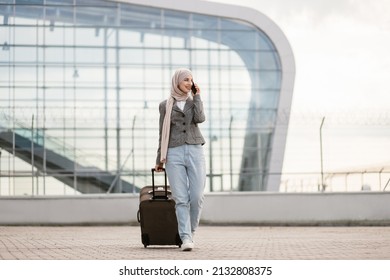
[[137, 168, 182, 248]]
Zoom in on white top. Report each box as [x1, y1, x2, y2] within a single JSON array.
[[176, 100, 186, 111]]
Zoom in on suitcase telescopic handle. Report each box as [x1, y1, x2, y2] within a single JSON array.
[[151, 168, 168, 199]]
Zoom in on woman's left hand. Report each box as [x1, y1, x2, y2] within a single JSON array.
[[193, 83, 201, 95]]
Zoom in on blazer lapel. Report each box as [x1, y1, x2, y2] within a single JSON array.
[[183, 99, 194, 113], [172, 100, 182, 113]]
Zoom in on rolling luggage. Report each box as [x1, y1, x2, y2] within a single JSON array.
[[137, 168, 182, 248]]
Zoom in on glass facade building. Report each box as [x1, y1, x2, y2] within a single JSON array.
[[0, 0, 295, 195]]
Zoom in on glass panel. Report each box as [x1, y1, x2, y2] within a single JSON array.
[[12, 46, 37, 62], [220, 18, 253, 31], [164, 10, 189, 29], [259, 51, 280, 70], [14, 25, 37, 45], [120, 4, 161, 29], [171, 49, 190, 65], [75, 48, 104, 64], [15, 3, 43, 21], [144, 49, 162, 65], [259, 71, 281, 90], [74, 27, 104, 46]]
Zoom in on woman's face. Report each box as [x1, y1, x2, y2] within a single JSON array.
[[178, 75, 193, 93]]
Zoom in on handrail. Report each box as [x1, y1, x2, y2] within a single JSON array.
[[106, 149, 134, 194], [0, 111, 133, 173], [384, 178, 390, 191]]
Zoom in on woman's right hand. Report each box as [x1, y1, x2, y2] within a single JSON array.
[[155, 164, 164, 172]]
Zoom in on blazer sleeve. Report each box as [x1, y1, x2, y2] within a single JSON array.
[[192, 94, 206, 123]]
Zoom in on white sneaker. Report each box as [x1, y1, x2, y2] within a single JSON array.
[[182, 241, 194, 251]]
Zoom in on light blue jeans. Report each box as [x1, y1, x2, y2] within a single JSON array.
[[165, 144, 206, 243]]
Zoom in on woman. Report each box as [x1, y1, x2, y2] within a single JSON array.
[[155, 68, 206, 251]]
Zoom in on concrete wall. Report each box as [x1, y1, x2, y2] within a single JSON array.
[[1, 192, 389, 226], [201, 192, 390, 226]]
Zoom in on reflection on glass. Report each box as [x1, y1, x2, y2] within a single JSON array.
[[0, 0, 281, 195]]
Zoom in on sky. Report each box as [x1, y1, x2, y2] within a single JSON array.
[[202, 0, 390, 190], [203, 0, 390, 111]]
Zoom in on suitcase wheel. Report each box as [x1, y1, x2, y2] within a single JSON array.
[[176, 234, 182, 248], [141, 234, 150, 248]]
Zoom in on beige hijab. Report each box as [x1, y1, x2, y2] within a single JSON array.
[[160, 68, 193, 163]]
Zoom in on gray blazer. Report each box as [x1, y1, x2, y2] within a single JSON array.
[[156, 94, 206, 165]]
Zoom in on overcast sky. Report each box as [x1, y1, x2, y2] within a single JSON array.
[[204, 0, 390, 112], [203, 0, 390, 188]]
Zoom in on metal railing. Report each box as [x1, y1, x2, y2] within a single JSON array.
[[280, 170, 390, 192], [1, 168, 389, 196]]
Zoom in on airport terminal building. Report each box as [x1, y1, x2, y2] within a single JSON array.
[[0, 0, 295, 195]]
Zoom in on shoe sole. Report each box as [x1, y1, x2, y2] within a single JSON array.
[[182, 243, 194, 251]]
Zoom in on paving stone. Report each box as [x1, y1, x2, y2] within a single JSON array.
[[0, 226, 389, 260]]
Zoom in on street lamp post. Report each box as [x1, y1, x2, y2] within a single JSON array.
[[229, 115, 233, 192], [132, 115, 136, 194], [319, 116, 325, 192], [0, 149, 2, 195]]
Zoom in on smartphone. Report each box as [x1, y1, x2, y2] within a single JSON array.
[[191, 82, 197, 94]]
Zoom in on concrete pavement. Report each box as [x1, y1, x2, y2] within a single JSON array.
[[1, 226, 389, 260]]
